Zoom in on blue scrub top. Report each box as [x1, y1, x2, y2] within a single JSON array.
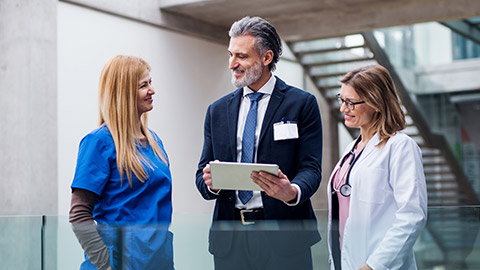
[[71, 124, 173, 269]]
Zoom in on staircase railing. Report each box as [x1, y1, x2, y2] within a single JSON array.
[[362, 31, 479, 206]]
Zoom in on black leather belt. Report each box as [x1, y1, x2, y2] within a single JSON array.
[[235, 208, 265, 225]]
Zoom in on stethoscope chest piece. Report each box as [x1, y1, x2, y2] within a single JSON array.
[[340, 184, 352, 197]]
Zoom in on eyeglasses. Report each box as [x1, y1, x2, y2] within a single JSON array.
[[336, 93, 365, 111]]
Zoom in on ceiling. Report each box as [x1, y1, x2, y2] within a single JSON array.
[[160, 0, 480, 44]]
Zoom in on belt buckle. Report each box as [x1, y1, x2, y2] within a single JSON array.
[[240, 209, 255, 225]]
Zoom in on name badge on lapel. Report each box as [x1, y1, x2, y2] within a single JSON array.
[[273, 120, 298, 141]]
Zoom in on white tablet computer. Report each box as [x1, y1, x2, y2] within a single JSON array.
[[210, 161, 279, 191]]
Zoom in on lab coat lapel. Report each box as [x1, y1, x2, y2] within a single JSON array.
[[357, 133, 381, 162]]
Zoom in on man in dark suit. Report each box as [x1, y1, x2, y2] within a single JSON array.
[[195, 16, 323, 270]]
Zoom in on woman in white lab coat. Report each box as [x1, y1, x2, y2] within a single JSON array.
[[327, 65, 427, 270]]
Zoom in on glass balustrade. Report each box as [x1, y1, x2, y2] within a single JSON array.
[[2, 207, 479, 269]]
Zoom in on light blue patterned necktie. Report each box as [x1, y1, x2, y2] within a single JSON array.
[[238, 92, 263, 204]]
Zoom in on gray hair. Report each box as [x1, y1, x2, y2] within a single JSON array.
[[229, 16, 282, 71]]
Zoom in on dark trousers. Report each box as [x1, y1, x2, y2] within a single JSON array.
[[331, 219, 341, 270], [331, 193, 341, 270], [213, 229, 313, 270]]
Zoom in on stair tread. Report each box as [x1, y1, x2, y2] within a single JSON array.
[[304, 56, 374, 67], [294, 44, 367, 55], [310, 72, 347, 79]]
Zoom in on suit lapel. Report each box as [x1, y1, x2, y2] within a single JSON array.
[[227, 88, 243, 160], [259, 77, 286, 146]]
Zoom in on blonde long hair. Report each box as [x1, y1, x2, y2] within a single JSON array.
[[98, 55, 167, 186], [341, 65, 406, 146]]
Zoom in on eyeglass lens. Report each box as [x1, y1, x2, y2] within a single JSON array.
[[337, 95, 354, 110]]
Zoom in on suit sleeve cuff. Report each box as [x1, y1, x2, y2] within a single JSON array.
[[284, 184, 301, 206]]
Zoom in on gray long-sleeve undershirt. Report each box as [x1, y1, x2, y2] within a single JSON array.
[[69, 188, 110, 270]]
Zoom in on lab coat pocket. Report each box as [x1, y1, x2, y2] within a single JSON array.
[[357, 167, 389, 204]]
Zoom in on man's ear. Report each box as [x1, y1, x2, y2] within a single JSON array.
[[262, 50, 274, 67]]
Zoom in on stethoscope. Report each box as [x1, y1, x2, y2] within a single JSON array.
[[334, 136, 364, 197]]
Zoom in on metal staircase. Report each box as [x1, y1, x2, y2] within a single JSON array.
[[286, 31, 480, 268]]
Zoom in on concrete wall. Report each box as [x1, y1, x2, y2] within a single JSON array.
[[0, 2, 57, 268], [0, 0, 57, 215], [57, 2, 232, 217]]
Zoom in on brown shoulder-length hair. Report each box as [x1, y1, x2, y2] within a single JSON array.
[[341, 65, 406, 146], [99, 55, 167, 186]]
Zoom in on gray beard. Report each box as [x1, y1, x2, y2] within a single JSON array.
[[231, 60, 263, 88]]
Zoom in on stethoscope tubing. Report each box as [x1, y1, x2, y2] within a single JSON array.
[[336, 136, 364, 197]]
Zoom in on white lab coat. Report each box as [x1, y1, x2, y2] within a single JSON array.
[[327, 132, 427, 270]]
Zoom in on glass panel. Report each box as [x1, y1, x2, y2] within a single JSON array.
[[374, 21, 480, 67], [466, 17, 480, 24], [2, 207, 480, 269], [417, 206, 480, 268], [0, 216, 43, 270], [452, 32, 480, 60]]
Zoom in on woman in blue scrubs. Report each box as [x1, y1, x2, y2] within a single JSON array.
[[69, 55, 173, 270]]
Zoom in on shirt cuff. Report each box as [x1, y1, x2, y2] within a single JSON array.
[[207, 186, 221, 195], [284, 184, 301, 206]]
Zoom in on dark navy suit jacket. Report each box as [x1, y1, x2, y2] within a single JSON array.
[[196, 76, 323, 255]]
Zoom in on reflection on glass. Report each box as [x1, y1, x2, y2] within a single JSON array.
[[1, 207, 480, 269]]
